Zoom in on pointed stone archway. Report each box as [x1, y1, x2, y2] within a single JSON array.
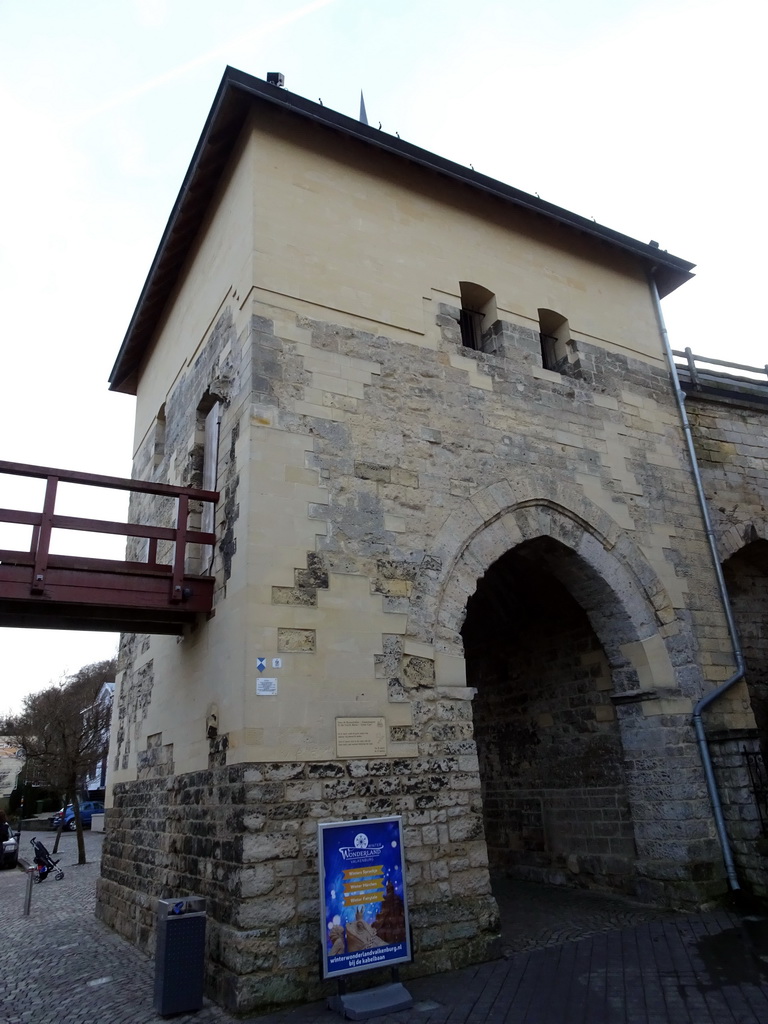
[[415, 488, 723, 905], [463, 535, 638, 892]]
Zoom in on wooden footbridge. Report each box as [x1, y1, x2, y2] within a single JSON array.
[[0, 461, 218, 635]]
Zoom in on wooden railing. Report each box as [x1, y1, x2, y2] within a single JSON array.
[[0, 461, 219, 628], [673, 348, 768, 390]]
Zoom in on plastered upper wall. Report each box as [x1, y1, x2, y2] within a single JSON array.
[[133, 129, 255, 454], [133, 107, 664, 449], [246, 108, 662, 361]]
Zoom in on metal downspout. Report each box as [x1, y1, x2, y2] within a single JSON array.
[[650, 276, 743, 891]]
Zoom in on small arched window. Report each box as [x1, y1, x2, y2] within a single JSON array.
[[538, 309, 570, 371], [459, 282, 497, 352]]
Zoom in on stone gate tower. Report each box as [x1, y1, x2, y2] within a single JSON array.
[[97, 68, 758, 1013]]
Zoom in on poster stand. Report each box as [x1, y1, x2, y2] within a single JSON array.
[[327, 968, 413, 1020], [319, 817, 414, 1020], [327, 981, 413, 1020]]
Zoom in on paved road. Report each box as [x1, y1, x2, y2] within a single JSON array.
[[1, 831, 767, 1023]]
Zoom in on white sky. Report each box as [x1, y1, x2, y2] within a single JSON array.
[[0, 0, 765, 714]]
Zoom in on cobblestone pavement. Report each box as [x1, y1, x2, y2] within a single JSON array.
[[491, 875, 684, 955], [1, 832, 767, 1024]]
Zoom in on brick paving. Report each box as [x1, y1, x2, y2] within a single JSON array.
[[1, 831, 767, 1023]]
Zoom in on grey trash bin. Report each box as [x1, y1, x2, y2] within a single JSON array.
[[153, 896, 206, 1016]]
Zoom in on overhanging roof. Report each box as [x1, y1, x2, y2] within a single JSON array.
[[109, 66, 696, 395]]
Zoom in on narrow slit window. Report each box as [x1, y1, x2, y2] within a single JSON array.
[[459, 307, 484, 350], [187, 395, 221, 576], [538, 309, 570, 371], [459, 282, 497, 352], [153, 404, 166, 469], [201, 401, 220, 571]]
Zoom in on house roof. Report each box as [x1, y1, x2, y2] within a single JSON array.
[[109, 66, 696, 395]]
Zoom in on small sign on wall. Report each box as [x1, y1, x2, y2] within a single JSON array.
[[256, 677, 278, 695], [335, 717, 386, 758]]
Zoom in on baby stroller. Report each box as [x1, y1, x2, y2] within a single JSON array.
[[30, 837, 64, 882]]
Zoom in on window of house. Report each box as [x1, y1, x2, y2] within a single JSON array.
[[153, 404, 166, 470], [201, 402, 220, 532], [459, 282, 497, 352], [189, 395, 221, 575], [201, 400, 220, 572], [538, 309, 570, 371]]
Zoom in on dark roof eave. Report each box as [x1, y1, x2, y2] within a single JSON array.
[[108, 66, 695, 394]]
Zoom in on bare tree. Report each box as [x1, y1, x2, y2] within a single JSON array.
[[12, 658, 115, 864]]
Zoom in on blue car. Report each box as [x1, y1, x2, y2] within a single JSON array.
[[50, 801, 104, 831]]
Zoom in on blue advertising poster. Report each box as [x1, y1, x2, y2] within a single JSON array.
[[319, 816, 411, 979]]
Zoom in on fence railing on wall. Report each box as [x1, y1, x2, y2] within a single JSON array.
[[673, 348, 768, 391]]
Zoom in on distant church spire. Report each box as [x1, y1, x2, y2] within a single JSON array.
[[359, 90, 368, 126]]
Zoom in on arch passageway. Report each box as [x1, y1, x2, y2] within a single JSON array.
[[462, 536, 637, 893], [724, 540, 768, 765]]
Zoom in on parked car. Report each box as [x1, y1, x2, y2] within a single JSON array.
[[1, 829, 19, 869], [49, 801, 105, 831]]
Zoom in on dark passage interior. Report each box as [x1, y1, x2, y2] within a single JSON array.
[[724, 540, 768, 767], [462, 537, 637, 893], [718, 541, 768, 894]]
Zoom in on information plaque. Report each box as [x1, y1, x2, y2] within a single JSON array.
[[335, 717, 387, 758], [318, 816, 411, 979]]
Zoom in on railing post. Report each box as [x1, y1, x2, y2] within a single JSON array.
[[684, 347, 701, 391], [31, 476, 58, 594], [23, 865, 35, 915], [171, 494, 189, 603]]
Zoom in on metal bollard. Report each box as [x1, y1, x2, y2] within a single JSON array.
[[23, 866, 35, 915], [153, 896, 206, 1016]]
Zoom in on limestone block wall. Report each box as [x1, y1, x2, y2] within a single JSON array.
[[683, 394, 768, 892], [99, 288, 752, 1010], [686, 395, 768, 748], [99, 752, 498, 1012], [707, 732, 766, 897], [684, 397, 768, 561]]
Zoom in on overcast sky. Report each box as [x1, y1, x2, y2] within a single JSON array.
[[1, 0, 765, 714]]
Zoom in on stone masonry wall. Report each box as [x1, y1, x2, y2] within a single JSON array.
[[105, 298, 744, 1011], [708, 731, 767, 898], [684, 394, 768, 891], [264, 308, 729, 903], [723, 543, 768, 765], [98, 753, 498, 1013]]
